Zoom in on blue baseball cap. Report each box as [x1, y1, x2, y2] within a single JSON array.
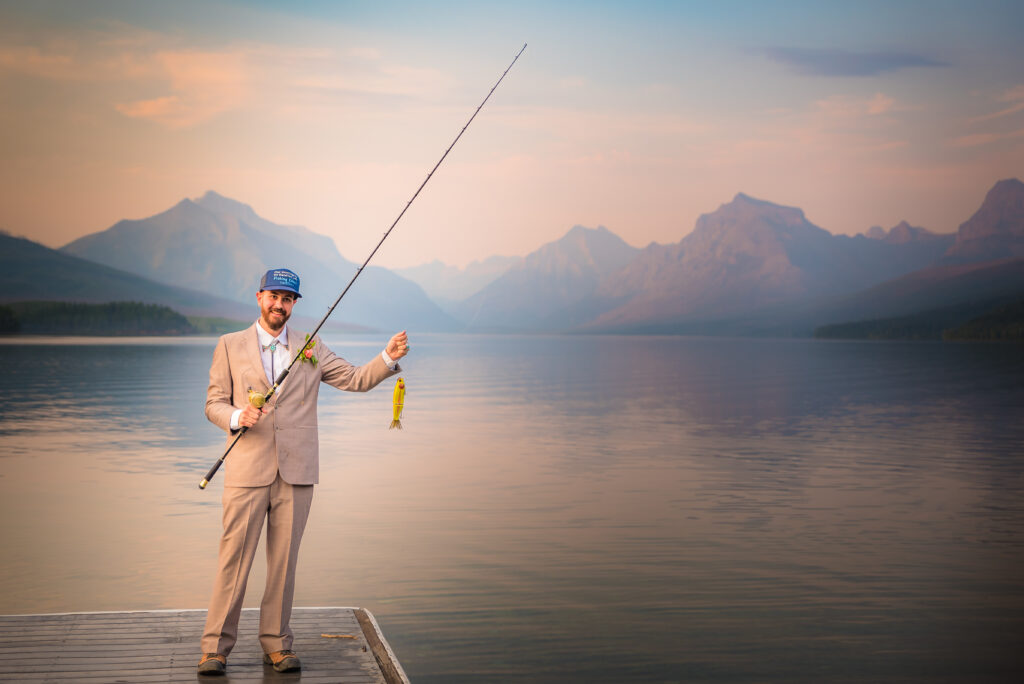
[[259, 268, 302, 298]]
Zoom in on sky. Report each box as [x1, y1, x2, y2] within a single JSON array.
[[1, 0, 1022, 269]]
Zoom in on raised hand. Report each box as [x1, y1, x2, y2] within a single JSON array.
[[386, 330, 410, 361]]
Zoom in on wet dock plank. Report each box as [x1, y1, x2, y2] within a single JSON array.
[[0, 607, 409, 683]]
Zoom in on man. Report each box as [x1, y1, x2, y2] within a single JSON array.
[[198, 268, 408, 676]]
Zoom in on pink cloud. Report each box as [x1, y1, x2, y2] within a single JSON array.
[[115, 95, 189, 126], [970, 101, 1024, 124], [967, 84, 1024, 124], [814, 92, 899, 119], [114, 49, 250, 128], [949, 128, 1024, 148], [0, 45, 77, 79], [999, 85, 1024, 102], [867, 93, 895, 115]]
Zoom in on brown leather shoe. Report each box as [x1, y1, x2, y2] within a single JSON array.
[[197, 653, 226, 676], [263, 649, 301, 672]]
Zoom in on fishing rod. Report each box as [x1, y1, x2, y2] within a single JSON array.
[[199, 43, 528, 490]]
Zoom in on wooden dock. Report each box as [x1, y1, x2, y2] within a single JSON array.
[[0, 607, 410, 683]]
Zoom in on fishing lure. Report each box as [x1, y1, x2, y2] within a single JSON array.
[[390, 377, 405, 430]]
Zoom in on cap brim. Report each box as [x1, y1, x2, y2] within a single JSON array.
[[260, 287, 302, 298]]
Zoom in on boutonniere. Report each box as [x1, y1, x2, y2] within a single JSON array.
[[300, 334, 318, 368]]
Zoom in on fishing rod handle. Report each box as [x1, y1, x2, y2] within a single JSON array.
[[199, 426, 248, 489], [198, 462, 222, 490], [199, 376, 284, 489]]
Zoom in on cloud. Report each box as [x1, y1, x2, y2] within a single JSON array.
[[108, 42, 457, 128], [999, 85, 1024, 102], [949, 128, 1024, 148], [757, 47, 948, 77], [867, 93, 895, 115], [0, 40, 254, 127], [969, 84, 1024, 123], [0, 23, 458, 129], [970, 101, 1024, 123], [115, 49, 250, 127], [0, 45, 78, 79], [814, 93, 901, 120], [116, 95, 181, 120], [696, 92, 909, 172]]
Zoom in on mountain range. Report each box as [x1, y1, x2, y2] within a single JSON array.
[[6, 179, 1023, 337], [430, 178, 1021, 334], [0, 230, 250, 319], [576, 193, 955, 333], [61, 192, 458, 332], [393, 255, 518, 309], [452, 225, 640, 331]]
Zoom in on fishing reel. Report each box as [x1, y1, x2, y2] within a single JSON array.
[[247, 387, 267, 409]]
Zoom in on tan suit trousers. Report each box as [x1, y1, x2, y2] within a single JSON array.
[[200, 472, 314, 655]]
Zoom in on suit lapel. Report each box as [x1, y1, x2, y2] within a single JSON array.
[[276, 327, 308, 401], [244, 322, 270, 393]]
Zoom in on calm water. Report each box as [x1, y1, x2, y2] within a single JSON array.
[[0, 334, 1022, 683]]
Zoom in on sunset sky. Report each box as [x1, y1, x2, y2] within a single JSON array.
[[1, 0, 1022, 268]]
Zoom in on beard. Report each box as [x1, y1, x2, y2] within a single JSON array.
[[260, 304, 290, 332]]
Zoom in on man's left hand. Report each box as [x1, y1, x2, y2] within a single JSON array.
[[386, 330, 410, 361]]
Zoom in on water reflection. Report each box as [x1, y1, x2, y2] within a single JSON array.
[[0, 334, 1022, 682]]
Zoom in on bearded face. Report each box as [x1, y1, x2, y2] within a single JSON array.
[[257, 290, 296, 333]]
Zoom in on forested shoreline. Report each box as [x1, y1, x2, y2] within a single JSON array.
[[0, 301, 244, 336], [814, 297, 1024, 342]]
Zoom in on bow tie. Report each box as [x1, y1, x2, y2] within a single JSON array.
[[262, 340, 287, 352]]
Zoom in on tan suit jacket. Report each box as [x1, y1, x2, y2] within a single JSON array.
[[206, 322, 398, 486]]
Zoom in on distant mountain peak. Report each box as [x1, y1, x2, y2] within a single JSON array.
[[946, 177, 1024, 262], [394, 254, 519, 303], [691, 193, 814, 244], [548, 224, 627, 247], [864, 221, 941, 244], [564, 224, 611, 238], [194, 190, 260, 222], [990, 177, 1024, 194], [522, 224, 638, 274], [733, 192, 771, 205], [198, 190, 231, 202], [163, 197, 216, 223], [866, 225, 887, 239], [729, 192, 802, 213], [453, 224, 640, 330], [710, 192, 810, 225], [887, 221, 937, 244], [972, 178, 1024, 223]]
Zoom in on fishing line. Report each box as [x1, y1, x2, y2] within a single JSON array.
[[200, 43, 527, 489]]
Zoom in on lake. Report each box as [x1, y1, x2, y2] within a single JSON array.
[[0, 334, 1022, 683]]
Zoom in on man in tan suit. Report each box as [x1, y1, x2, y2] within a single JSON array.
[[198, 268, 407, 676]]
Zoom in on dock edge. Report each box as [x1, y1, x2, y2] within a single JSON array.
[[354, 607, 412, 684], [1, 607, 411, 683]]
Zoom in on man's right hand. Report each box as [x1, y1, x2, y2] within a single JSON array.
[[239, 404, 268, 428]]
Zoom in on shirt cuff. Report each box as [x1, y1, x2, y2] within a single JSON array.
[[381, 349, 398, 370], [230, 408, 242, 431]]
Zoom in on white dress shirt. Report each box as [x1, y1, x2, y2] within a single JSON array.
[[229, 322, 398, 430], [256, 323, 294, 386]]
